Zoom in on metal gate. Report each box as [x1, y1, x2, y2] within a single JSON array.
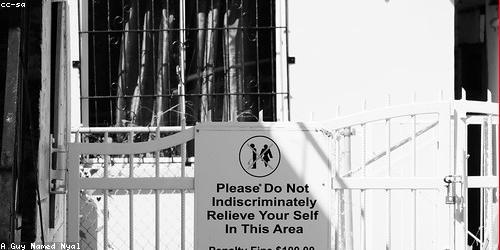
[[66, 98, 497, 249], [327, 95, 498, 250], [67, 127, 195, 249]]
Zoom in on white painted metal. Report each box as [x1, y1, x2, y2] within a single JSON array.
[[66, 128, 196, 244], [328, 101, 453, 249], [72, 126, 191, 133], [128, 131, 134, 250], [385, 96, 392, 250], [327, 96, 497, 250], [67, 98, 497, 249], [68, 127, 195, 154], [332, 177, 445, 189], [79, 178, 194, 190], [360, 100, 367, 250], [103, 132, 109, 250], [154, 128, 160, 250]]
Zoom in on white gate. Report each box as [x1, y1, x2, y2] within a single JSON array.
[[327, 97, 498, 250], [66, 99, 497, 249], [67, 127, 195, 249]]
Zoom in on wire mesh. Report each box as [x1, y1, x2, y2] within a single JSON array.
[[79, 189, 195, 250]]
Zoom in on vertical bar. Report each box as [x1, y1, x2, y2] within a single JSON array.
[[485, 114, 493, 250], [461, 116, 468, 250], [67, 149, 81, 242], [273, 0, 286, 121], [222, 0, 228, 121], [437, 100, 456, 249], [284, 0, 290, 121], [103, 132, 109, 250], [106, 0, 113, 122], [79, 0, 90, 126], [155, 127, 160, 250], [360, 100, 367, 250], [269, 0, 276, 122], [179, 1, 187, 249], [385, 97, 392, 250], [128, 131, 134, 250], [151, 0, 157, 127], [338, 126, 353, 250], [411, 113, 417, 250], [480, 118, 485, 245], [255, 0, 261, 116], [334, 127, 341, 249], [454, 89, 468, 250], [240, 0, 245, 119], [484, 91, 493, 250], [91, 0, 98, 125]]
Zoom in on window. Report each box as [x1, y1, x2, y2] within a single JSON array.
[[78, 0, 289, 127]]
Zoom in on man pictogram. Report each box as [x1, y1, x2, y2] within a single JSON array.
[[249, 143, 257, 169], [260, 144, 273, 167]]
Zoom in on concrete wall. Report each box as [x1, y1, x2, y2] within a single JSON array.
[[287, 1, 457, 249], [288, 0, 455, 121]]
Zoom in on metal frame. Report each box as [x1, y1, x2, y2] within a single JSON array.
[[454, 91, 498, 250], [77, 0, 290, 126], [327, 97, 498, 250], [329, 101, 453, 250], [67, 99, 498, 249], [67, 127, 195, 249]]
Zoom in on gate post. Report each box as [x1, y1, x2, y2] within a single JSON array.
[[336, 128, 354, 250], [452, 102, 468, 250], [436, 102, 457, 249]]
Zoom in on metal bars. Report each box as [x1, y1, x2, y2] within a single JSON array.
[[329, 98, 497, 250], [67, 98, 498, 249], [67, 128, 195, 248], [77, 0, 289, 126]]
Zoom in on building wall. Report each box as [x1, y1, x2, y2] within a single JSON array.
[[486, 4, 498, 101], [288, 0, 455, 120], [287, 1, 456, 248]]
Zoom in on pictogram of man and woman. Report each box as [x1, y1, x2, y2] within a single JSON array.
[[247, 143, 274, 169]]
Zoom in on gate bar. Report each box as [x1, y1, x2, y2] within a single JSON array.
[[103, 132, 109, 250], [80, 178, 195, 190], [385, 97, 392, 250], [485, 112, 494, 250], [411, 114, 417, 250], [155, 128, 160, 250], [360, 100, 367, 250], [179, 0, 187, 248], [332, 177, 444, 189], [129, 131, 134, 250]]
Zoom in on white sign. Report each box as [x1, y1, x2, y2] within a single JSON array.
[[195, 123, 331, 250]]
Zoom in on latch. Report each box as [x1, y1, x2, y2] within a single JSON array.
[[443, 175, 462, 204]]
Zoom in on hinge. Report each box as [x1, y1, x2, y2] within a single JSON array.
[[50, 134, 67, 194]]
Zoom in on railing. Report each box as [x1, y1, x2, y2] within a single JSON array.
[[66, 96, 498, 250]]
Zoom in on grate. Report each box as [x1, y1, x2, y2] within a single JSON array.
[[78, 0, 289, 127]]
